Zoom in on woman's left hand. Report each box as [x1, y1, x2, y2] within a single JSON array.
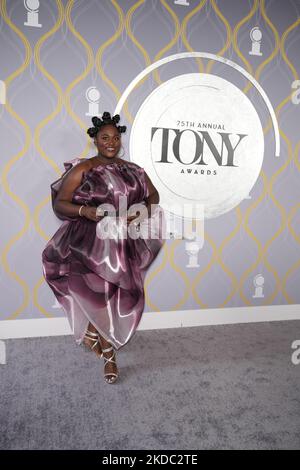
[[126, 214, 140, 225], [126, 205, 150, 225]]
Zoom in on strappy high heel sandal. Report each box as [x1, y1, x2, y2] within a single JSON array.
[[101, 345, 119, 384], [82, 329, 103, 358]]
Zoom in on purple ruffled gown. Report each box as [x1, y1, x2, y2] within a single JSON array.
[[42, 157, 166, 350]]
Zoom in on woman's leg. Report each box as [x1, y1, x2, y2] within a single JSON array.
[[98, 333, 118, 383], [83, 321, 103, 357]]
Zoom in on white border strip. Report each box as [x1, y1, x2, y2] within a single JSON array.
[[1, 305, 299, 340]]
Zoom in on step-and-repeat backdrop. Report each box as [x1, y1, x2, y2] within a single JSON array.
[[1, 0, 300, 328]]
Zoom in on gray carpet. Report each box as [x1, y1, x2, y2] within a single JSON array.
[[0, 320, 300, 450]]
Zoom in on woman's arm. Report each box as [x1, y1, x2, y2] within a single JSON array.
[[144, 170, 160, 217], [54, 162, 89, 219], [54, 162, 104, 223]]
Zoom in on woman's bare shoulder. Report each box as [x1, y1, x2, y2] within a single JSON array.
[[62, 159, 92, 182], [72, 158, 94, 172]]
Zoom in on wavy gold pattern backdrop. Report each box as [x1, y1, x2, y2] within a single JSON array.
[[0, 0, 300, 324]]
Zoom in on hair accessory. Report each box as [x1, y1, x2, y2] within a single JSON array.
[[87, 111, 127, 138]]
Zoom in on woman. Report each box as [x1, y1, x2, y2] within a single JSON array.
[[42, 112, 165, 384]]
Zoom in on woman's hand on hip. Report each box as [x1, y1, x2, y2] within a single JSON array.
[[81, 206, 105, 222]]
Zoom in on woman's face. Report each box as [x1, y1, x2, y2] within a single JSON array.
[[94, 124, 121, 158]]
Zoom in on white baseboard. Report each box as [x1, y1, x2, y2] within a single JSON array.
[[0, 304, 299, 340]]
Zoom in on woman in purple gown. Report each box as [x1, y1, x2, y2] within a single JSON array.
[[42, 112, 166, 384]]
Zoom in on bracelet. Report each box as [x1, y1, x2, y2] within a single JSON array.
[[78, 205, 84, 217]]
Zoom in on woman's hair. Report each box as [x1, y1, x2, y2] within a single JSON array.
[[87, 111, 127, 138]]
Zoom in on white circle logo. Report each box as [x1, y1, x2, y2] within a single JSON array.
[[130, 73, 264, 220]]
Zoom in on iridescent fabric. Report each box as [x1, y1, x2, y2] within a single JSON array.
[[42, 157, 166, 350]]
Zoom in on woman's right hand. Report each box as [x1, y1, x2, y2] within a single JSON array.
[[81, 206, 105, 222]]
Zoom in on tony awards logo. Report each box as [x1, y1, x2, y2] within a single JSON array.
[[130, 73, 265, 221], [150, 125, 247, 174]]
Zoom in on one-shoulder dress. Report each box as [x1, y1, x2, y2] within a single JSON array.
[[42, 157, 166, 350]]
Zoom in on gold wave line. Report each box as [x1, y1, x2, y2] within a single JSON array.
[[32, 0, 65, 318], [238, 171, 269, 305], [34, 0, 96, 317], [283, 144, 300, 303], [282, 264, 300, 303], [260, 18, 300, 141], [206, 0, 232, 74], [294, 140, 300, 173], [255, 0, 280, 82], [278, 13, 300, 253], [144, 242, 169, 311], [0, 0, 31, 319], [123, 0, 151, 124], [212, 207, 242, 307], [198, 0, 239, 308], [64, 0, 94, 138], [192, 1, 258, 308], [33, 0, 64, 176], [234, 0, 282, 305], [260, 133, 290, 304], [254, 0, 281, 139], [232, 0, 257, 93], [32, 0, 65, 242], [33, 0, 95, 244], [263, 13, 300, 303], [167, 238, 194, 310], [181, 0, 207, 73], [280, 17, 300, 80], [191, 233, 219, 309], [126, 0, 151, 80], [242, 0, 282, 304], [152, 0, 181, 85], [280, 16, 300, 303], [95, 0, 126, 118]]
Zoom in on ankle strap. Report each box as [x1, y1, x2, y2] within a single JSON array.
[[85, 330, 99, 338]]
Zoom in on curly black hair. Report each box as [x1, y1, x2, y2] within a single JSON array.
[[87, 111, 127, 138]]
